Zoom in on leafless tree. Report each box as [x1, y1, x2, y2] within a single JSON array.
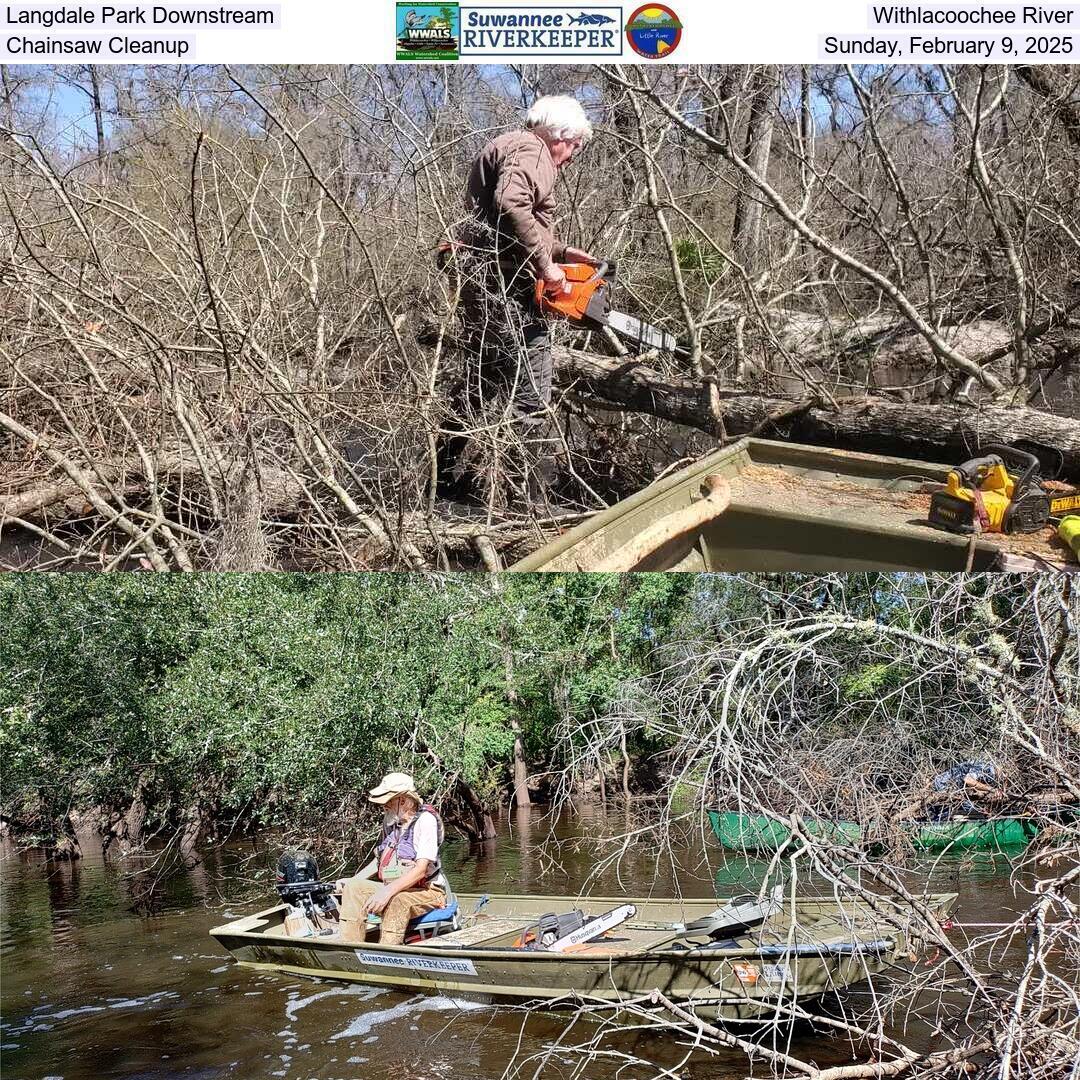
[[2, 65, 1078, 569], [525, 574, 1079, 1079]]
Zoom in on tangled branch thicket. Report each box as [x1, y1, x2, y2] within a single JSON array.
[[1, 572, 1076, 1075], [2, 65, 1079, 569], [521, 574, 1079, 1080]]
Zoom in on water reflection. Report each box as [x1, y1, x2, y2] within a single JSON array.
[[0, 813, 1031, 1080]]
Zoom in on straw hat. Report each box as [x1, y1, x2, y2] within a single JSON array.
[[368, 771, 422, 806]]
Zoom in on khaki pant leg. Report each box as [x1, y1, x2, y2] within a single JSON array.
[[338, 876, 380, 943], [378, 884, 447, 946]]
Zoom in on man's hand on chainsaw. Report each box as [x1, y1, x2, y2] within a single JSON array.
[[562, 247, 601, 267], [541, 263, 568, 295]]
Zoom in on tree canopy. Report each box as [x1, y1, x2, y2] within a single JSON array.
[[0, 573, 693, 848], [2, 573, 1073, 861]]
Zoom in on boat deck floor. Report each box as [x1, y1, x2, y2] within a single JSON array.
[[419, 916, 525, 947], [422, 919, 679, 954], [284, 917, 682, 955], [731, 464, 1069, 563], [258, 907, 873, 958]]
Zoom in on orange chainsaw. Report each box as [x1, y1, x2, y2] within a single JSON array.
[[534, 261, 686, 356]]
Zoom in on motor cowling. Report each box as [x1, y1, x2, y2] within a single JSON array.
[[276, 849, 319, 887], [275, 850, 337, 920]]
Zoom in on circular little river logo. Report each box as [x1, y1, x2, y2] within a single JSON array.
[[625, 4, 682, 58]]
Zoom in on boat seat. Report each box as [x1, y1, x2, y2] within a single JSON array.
[[407, 899, 460, 941]]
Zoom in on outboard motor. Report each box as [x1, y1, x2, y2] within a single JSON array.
[[275, 849, 338, 921]]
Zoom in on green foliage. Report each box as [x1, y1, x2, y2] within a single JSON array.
[[3, 573, 1063, 845], [0, 574, 694, 837], [674, 237, 726, 283], [842, 663, 905, 699]]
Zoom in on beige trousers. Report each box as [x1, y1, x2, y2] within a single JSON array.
[[339, 876, 446, 945]]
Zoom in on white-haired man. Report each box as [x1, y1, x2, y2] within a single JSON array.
[[335, 772, 450, 945], [447, 95, 598, 500]]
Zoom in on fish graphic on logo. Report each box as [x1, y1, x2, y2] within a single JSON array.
[[625, 3, 682, 58], [569, 12, 617, 24]]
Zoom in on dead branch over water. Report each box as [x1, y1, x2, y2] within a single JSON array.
[[2, 65, 1079, 568], [522, 575, 1079, 1080]]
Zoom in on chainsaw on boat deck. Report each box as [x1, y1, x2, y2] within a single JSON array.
[[928, 444, 1080, 536], [512, 903, 637, 951], [535, 260, 687, 357]]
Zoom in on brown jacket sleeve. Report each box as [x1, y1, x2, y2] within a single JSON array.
[[492, 141, 559, 274]]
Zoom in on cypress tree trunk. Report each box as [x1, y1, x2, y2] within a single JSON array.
[[504, 639, 531, 808]]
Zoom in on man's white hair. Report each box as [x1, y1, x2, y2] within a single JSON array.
[[525, 95, 593, 143]]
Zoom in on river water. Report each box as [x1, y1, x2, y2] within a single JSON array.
[[0, 806, 1032, 1080]]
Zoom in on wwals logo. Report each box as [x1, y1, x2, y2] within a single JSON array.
[[396, 3, 460, 60], [625, 3, 682, 58]]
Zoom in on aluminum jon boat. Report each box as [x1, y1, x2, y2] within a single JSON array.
[[511, 438, 1069, 572], [210, 889, 956, 1022]]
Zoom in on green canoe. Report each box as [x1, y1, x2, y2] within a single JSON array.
[[708, 810, 1039, 854], [709, 811, 862, 850], [905, 817, 1039, 852]]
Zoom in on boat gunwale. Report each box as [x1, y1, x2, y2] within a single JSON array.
[[510, 437, 992, 571], [210, 891, 956, 963]]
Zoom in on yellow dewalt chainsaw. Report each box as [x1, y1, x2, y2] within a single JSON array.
[[928, 444, 1080, 535]]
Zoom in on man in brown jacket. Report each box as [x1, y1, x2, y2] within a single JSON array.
[[449, 95, 598, 501]]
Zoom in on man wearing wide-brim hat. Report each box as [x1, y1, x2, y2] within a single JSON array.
[[336, 772, 450, 945]]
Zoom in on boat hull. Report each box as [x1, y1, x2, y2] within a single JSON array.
[[210, 891, 954, 1022], [910, 817, 1038, 851], [708, 811, 862, 851]]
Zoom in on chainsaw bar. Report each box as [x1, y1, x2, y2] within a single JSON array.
[[605, 310, 684, 356], [546, 904, 637, 952], [535, 260, 687, 357]]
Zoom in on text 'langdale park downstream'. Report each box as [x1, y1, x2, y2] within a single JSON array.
[[5, 5, 275, 25], [4, 4, 276, 56]]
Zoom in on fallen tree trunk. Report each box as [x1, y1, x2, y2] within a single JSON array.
[[555, 348, 1080, 480], [1, 458, 582, 565], [5, 347, 1075, 570]]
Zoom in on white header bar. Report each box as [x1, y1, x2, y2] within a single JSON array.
[[2, 0, 1077, 63]]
